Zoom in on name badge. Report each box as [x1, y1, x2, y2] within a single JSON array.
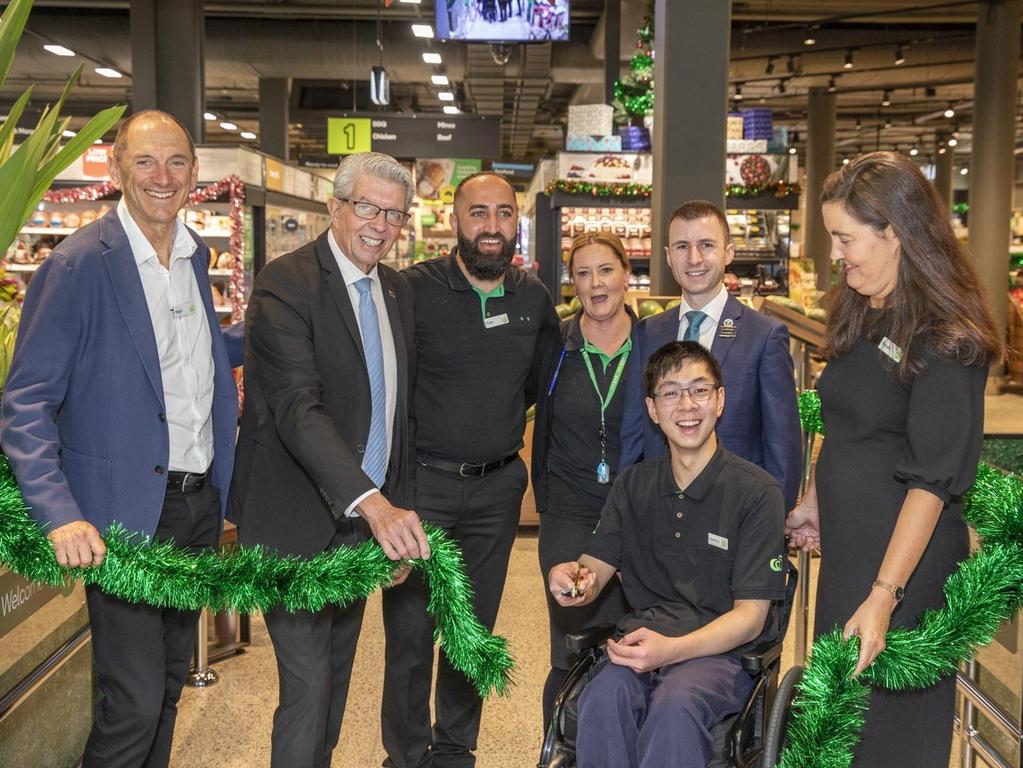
[[171, 302, 198, 319], [484, 313, 510, 329], [707, 532, 729, 551], [878, 336, 904, 363]]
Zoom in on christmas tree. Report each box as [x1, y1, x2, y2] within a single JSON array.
[[613, 5, 654, 123]]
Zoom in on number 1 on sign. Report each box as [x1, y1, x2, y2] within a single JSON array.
[[327, 118, 372, 155]]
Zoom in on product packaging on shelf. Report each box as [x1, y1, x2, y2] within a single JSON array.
[[567, 104, 614, 138]]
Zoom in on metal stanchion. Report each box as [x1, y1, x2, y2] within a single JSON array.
[[793, 429, 817, 663], [186, 609, 218, 687]]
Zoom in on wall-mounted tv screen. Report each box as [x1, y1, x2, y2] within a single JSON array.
[[436, 0, 570, 43]]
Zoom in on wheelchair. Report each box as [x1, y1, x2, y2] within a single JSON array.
[[538, 559, 803, 768]]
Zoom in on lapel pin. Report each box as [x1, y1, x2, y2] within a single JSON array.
[[387, 288, 396, 298], [718, 318, 736, 338]]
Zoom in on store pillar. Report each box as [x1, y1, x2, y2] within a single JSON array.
[[129, 0, 206, 142], [969, 0, 1021, 386], [649, 0, 730, 295], [933, 131, 953, 210], [603, 0, 621, 105], [259, 78, 291, 161], [804, 87, 837, 292]]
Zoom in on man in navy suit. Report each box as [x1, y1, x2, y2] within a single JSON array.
[[620, 200, 801, 508], [1, 110, 239, 768]]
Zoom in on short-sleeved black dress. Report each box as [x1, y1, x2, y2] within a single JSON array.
[[814, 314, 987, 766]]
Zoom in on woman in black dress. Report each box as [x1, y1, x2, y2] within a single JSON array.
[[786, 151, 1003, 766], [533, 232, 633, 727]]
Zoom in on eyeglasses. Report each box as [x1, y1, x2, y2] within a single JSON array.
[[337, 197, 411, 227], [652, 384, 719, 405]]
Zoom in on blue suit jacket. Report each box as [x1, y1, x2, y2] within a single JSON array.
[[1, 211, 238, 537], [620, 293, 802, 508]]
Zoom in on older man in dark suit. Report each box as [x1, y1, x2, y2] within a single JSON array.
[[620, 200, 802, 509], [229, 151, 429, 767], [1, 110, 239, 768]]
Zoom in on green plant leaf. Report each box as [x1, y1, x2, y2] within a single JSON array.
[[0, 0, 34, 91], [0, 87, 32, 164], [25, 104, 125, 222]]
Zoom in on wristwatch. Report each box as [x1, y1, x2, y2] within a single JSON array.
[[872, 579, 905, 604]]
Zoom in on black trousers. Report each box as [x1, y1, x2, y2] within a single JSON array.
[[82, 481, 221, 768], [263, 516, 372, 768], [381, 457, 528, 768]]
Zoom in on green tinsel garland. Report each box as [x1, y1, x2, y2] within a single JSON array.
[[0, 459, 513, 698], [778, 392, 1023, 768], [545, 179, 800, 202]]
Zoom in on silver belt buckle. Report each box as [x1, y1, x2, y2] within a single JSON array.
[[459, 462, 482, 477]]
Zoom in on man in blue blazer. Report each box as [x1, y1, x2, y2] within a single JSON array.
[[620, 200, 801, 508], [0, 110, 239, 768]]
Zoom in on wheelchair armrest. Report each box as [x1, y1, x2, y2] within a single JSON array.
[[739, 639, 783, 676], [565, 624, 616, 654]]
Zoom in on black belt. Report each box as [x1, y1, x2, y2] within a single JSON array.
[[166, 469, 209, 494], [416, 452, 518, 478]]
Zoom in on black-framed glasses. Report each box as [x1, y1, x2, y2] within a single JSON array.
[[337, 197, 411, 227], [652, 384, 719, 405]]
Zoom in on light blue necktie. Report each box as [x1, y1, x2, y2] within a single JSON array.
[[355, 277, 388, 487], [683, 310, 708, 342]]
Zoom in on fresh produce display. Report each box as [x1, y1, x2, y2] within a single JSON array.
[[638, 299, 665, 318], [665, 298, 682, 311], [555, 303, 576, 319], [764, 294, 806, 315]]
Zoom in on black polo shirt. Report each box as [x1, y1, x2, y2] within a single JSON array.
[[585, 445, 786, 656], [405, 251, 559, 463]]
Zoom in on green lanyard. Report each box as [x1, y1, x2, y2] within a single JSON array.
[[580, 337, 631, 483]]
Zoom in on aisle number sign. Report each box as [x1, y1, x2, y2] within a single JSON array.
[[327, 118, 373, 155]]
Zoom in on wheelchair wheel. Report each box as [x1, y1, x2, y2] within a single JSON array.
[[761, 665, 804, 768]]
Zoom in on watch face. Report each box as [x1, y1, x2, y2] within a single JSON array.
[[894, 586, 905, 601]]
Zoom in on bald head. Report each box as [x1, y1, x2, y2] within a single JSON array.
[[112, 110, 196, 164]]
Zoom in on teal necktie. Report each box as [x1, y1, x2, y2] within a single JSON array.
[[683, 310, 708, 342]]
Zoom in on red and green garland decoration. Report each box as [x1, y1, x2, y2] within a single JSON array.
[[0, 458, 513, 698], [546, 179, 800, 201], [778, 391, 1023, 768], [612, 3, 654, 121]]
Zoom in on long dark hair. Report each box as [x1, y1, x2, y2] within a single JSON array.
[[820, 151, 1002, 377]]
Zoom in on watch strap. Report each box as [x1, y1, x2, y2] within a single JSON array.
[[872, 578, 904, 602]]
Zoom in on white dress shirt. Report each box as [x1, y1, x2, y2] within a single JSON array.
[[675, 285, 730, 351], [327, 231, 399, 517], [118, 199, 214, 473]]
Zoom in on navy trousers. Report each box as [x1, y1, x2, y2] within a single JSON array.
[[576, 653, 753, 768]]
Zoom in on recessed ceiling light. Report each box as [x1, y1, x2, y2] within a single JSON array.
[[938, 147, 947, 154], [843, 49, 854, 69], [960, 167, 968, 175], [438, 91, 455, 102], [431, 75, 450, 86], [894, 45, 906, 66], [220, 121, 238, 131], [842, 158, 850, 165], [948, 137, 958, 147], [240, 131, 257, 139], [827, 76, 837, 93], [204, 112, 217, 121], [62, 129, 76, 138], [443, 105, 460, 115], [881, 90, 891, 107], [44, 44, 75, 56], [944, 105, 955, 118], [803, 27, 816, 46], [95, 67, 122, 78], [909, 148, 919, 156], [788, 147, 797, 155], [422, 52, 442, 64], [734, 84, 743, 101], [412, 24, 434, 38]]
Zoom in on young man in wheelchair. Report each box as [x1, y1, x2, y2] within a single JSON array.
[[548, 341, 787, 768]]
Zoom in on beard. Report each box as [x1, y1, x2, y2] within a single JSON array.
[[457, 231, 515, 281]]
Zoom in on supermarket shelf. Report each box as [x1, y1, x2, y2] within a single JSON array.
[[21, 227, 76, 236]]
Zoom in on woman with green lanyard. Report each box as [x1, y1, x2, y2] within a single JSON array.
[[532, 232, 635, 728]]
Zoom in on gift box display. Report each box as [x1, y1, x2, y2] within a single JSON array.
[[566, 134, 623, 152], [727, 115, 745, 140], [618, 125, 651, 151], [727, 139, 769, 153], [740, 108, 773, 140], [567, 104, 615, 138]]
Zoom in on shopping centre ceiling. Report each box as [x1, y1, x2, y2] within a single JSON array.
[[0, 0, 1005, 165]]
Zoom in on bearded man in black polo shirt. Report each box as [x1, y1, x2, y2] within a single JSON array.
[[549, 341, 787, 768], [381, 171, 560, 768]]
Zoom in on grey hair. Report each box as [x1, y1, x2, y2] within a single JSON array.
[[333, 152, 415, 210]]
